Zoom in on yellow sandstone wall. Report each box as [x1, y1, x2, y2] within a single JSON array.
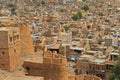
[[23, 51, 68, 80], [0, 27, 21, 71], [43, 51, 68, 80], [19, 23, 34, 55]]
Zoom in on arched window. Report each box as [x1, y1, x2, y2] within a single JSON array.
[[2, 51, 5, 55]]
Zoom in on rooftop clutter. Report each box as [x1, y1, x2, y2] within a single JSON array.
[[0, 0, 120, 80]]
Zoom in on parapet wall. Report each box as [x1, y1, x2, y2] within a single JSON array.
[[23, 51, 68, 80], [43, 51, 67, 65], [43, 51, 68, 80], [43, 64, 68, 80]]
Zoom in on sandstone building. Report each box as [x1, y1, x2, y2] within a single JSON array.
[[23, 51, 68, 80], [19, 23, 34, 55], [69, 74, 102, 80], [0, 27, 21, 71], [0, 23, 34, 72]]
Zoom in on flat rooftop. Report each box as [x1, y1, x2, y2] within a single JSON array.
[[110, 52, 119, 55], [48, 44, 60, 49], [70, 46, 84, 51], [0, 27, 19, 31], [79, 54, 106, 64], [23, 51, 43, 63]]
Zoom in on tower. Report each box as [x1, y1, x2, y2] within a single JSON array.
[[43, 51, 68, 80], [19, 23, 34, 55], [23, 51, 68, 80], [0, 27, 21, 71]]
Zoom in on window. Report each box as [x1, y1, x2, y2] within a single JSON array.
[[2, 51, 5, 55], [87, 25, 90, 29], [14, 49, 16, 53], [25, 67, 30, 75], [17, 35, 19, 39], [26, 67, 30, 72], [10, 37, 12, 42]]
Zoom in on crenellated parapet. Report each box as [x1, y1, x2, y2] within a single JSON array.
[[43, 51, 67, 65], [23, 50, 68, 80]]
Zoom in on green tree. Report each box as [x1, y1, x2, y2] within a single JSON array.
[[41, 0, 45, 5], [60, 8, 67, 13], [98, 12, 105, 16], [109, 57, 120, 80], [64, 26, 69, 31], [7, 3, 16, 8], [82, 0, 86, 2], [34, 2, 41, 8], [34, 0, 45, 8], [72, 11, 82, 21], [82, 5, 89, 11], [109, 73, 115, 80], [7, 3, 17, 15]]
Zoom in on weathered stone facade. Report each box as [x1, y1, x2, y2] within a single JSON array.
[[0, 27, 21, 71], [19, 23, 34, 55], [23, 51, 68, 80]]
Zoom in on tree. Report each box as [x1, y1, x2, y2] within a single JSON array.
[[11, 7, 16, 15], [82, 0, 86, 2], [72, 11, 82, 21], [98, 12, 105, 16], [82, 5, 89, 11], [60, 8, 67, 13], [7, 3, 17, 15], [41, 0, 45, 5], [64, 25, 69, 31], [34, 0, 45, 8], [109, 73, 115, 80], [109, 57, 120, 80], [7, 3, 16, 8], [35, 2, 41, 7], [72, 13, 80, 21]]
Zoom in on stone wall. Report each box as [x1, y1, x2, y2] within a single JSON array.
[[0, 27, 21, 71], [23, 51, 68, 80], [19, 23, 34, 55]]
